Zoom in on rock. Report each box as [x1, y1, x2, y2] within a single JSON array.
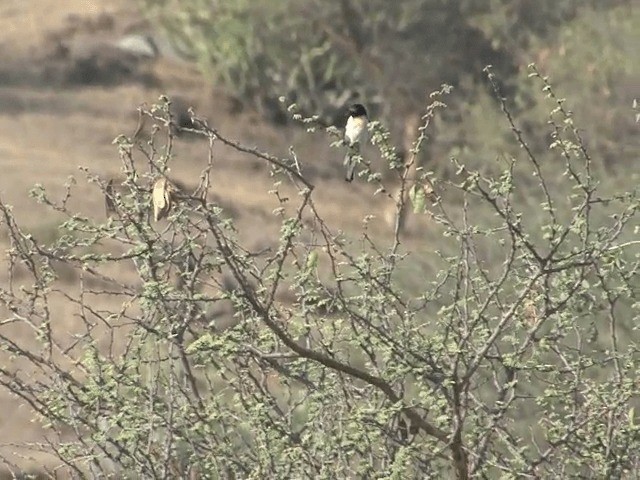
[[114, 34, 159, 60]]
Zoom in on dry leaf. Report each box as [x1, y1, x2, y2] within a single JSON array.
[[153, 177, 174, 221], [523, 299, 538, 325], [423, 181, 438, 203], [104, 179, 117, 218], [131, 109, 147, 141]]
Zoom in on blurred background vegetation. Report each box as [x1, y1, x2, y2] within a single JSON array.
[[142, 0, 638, 174], [139, 0, 639, 299]]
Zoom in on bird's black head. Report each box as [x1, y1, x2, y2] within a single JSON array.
[[348, 103, 368, 118]]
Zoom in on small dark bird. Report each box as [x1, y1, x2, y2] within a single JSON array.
[[343, 103, 368, 182]]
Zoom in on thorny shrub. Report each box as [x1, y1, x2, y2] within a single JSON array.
[[0, 67, 638, 478]]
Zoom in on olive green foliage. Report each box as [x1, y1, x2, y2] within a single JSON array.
[[437, 3, 638, 180], [142, 0, 631, 124], [141, 0, 638, 220], [0, 2, 638, 477], [142, 0, 519, 120], [0, 69, 638, 478]]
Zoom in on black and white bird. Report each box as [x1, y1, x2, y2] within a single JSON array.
[[343, 103, 368, 182]]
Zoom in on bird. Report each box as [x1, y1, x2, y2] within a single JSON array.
[[343, 103, 368, 182]]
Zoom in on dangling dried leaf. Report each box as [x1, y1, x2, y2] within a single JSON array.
[[409, 184, 426, 214], [523, 298, 539, 326], [105, 179, 118, 218], [423, 181, 438, 204], [131, 109, 147, 141], [153, 177, 174, 221]]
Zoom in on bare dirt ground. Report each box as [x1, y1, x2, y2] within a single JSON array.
[[0, 1, 437, 475]]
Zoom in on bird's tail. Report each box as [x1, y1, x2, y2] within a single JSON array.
[[344, 143, 362, 182], [344, 152, 356, 182]]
